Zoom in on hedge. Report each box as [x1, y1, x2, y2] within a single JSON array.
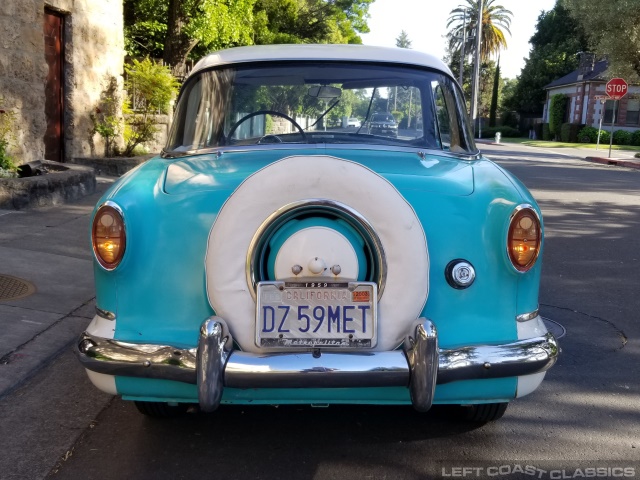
[[613, 130, 632, 145], [575, 127, 640, 145], [549, 94, 566, 140], [542, 123, 551, 141], [560, 123, 584, 143], [480, 126, 521, 139]]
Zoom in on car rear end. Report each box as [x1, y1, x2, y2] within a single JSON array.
[[76, 45, 558, 420]]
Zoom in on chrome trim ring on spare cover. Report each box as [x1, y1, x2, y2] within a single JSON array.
[[246, 199, 388, 301]]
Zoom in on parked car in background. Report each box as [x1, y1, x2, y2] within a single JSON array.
[[347, 117, 361, 128], [77, 44, 558, 423], [367, 112, 398, 137]]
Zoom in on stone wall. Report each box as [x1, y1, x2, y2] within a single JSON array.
[[0, 0, 124, 165]]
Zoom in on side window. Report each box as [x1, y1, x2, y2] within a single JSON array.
[[432, 80, 466, 153], [399, 86, 422, 139], [433, 84, 451, 147]]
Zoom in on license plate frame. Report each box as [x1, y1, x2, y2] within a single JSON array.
[[256, 280, 377, 348]]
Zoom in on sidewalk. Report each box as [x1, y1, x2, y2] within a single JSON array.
[[0, 176, 115, 398], [583, 155, 640, 169], [477, 138, 640, 170]]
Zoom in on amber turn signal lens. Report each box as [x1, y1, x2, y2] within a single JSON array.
[[508, 208, 541, 272], [92, 205, 126, 269]]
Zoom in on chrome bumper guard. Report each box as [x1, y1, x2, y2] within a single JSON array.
[[76, 317, 559, 412]]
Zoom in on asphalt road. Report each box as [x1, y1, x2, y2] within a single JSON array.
[[3, 143, 640, 480]]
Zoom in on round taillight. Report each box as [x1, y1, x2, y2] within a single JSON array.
[[92, 203, 126, 270], [508, 206, 541, 272]]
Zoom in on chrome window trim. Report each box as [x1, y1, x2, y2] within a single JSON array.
[[162, 144, 481, 162]]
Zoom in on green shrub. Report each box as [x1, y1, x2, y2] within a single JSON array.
[[0, 140, 17, 177], [570, 124, 584, 143], [122, 58, 179, 157], [480, 126, 521, 139], [561, 123, 584, 143], [549, 94, 566, 140], [542, 123, 551, 141], [597, 129, 610, 144], [612, 129, 632, 145], [501, 111, 519, 128], [631, 130, 640, 146], [0, 103, 18, 174], [578, 126, 598, 143], [90, 75, 123, 157]]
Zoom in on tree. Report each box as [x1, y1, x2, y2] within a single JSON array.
[[391, 31, 412, 114], [548, 93, 566, 140], [124, 0, 375, 75], [396, 30, 412, 49], [124, 0, 256, 76], [447, 0, 513, 62], [252, 0, 373, 45], [563, 0, 640, 80], [163, 0, 256, 76], [489, 59, 500, 127], [503, 3, 588, 115]]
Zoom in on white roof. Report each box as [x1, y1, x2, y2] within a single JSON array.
[[189, 44, 452, 78]]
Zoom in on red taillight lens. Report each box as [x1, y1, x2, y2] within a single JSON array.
[[508, 207, 541, 272], [92, 204, 126, 269]]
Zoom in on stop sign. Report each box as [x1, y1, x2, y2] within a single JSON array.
[[606, 78, 628, 100]]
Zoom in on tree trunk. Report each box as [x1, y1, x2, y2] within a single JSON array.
[[489, 60, 500, 128], [163, 0, 199, 78]]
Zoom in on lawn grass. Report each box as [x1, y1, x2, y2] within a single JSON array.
[[498, 137, 640, 152]]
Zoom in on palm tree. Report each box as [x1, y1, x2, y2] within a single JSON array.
[[447, 0, 513, 61]]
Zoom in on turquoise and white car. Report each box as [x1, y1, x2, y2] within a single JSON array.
[[77, 44, 558, 422]]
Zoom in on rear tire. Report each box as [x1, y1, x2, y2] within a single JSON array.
[[134, 401, 189, 418], [461, 402, 508, 423]]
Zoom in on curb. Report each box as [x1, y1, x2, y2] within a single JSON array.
[[584, 156, 640, 170], [475, 139, 505, 146], [0, 161, 96, 210]]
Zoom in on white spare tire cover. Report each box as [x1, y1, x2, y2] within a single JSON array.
[[206, 155, 429, 353]]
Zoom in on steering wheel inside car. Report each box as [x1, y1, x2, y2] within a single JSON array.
[[226, 110, 307, 144]]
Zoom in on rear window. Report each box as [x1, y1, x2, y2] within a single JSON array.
[[167, 61, 476, 154]]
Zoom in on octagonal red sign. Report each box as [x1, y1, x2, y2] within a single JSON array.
[[606, 78, 628, 100]]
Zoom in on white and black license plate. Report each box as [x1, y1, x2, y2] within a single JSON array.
[[256, 280, 377, 348]]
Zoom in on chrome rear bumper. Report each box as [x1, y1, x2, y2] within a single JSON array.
[[76, 317, 559, 412]]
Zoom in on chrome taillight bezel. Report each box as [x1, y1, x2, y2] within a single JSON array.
[[507, 204, 542, 273], [92, 201, 127, 271]]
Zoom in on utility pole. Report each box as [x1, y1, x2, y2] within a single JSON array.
[[458, 9, 467, 86], [469, 0, 483, 136]]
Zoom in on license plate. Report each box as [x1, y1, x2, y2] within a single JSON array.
[[256, 280, 377, 348]]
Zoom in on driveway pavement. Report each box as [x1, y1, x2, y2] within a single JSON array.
[[0, 176, 114, 398]]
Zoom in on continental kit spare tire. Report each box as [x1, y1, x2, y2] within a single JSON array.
[[206, 155, 429, 353]]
